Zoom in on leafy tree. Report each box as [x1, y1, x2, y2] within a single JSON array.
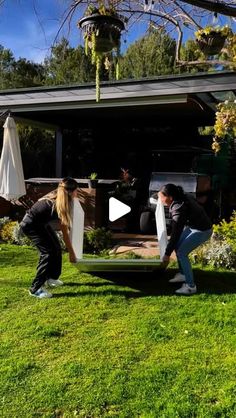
[[44, 38, 95, 85], [12, 58, 45, 87], [17, 125, 55, 178], [120, 30, 176, 79], [0, 45, 15, 89], [0, 45, 45, 89], [179, 39, 209, 73]]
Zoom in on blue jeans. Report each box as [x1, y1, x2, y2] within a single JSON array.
[[176, 227, 212, 287]]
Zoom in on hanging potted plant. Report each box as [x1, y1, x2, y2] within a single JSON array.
[[195, 25, 232, 56], [78, 3, 125, 102], [212, 100, 236, 154], [88, 172, 98, 188]]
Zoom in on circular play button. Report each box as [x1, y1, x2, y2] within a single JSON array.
[[109, 197, 131, 222]]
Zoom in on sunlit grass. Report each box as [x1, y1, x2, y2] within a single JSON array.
[[0, 244, 236, 417]]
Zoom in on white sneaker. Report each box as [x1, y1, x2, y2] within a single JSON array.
[[169, 273, 186, 283], [175, 283, 197, 295], [46, 279, 64, 287], [29, 287, 53, 298]]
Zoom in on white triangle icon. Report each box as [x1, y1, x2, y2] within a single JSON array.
[[109, 197, 131, 222]]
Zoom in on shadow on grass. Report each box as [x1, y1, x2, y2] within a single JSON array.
[[1, 269, 236, 298], [54, 268, 236, 298]]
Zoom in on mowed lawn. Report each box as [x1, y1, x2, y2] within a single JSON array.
[[0, 244, 236, 418]]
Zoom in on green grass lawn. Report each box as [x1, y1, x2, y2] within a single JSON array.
[[0, 243, 236, 418]]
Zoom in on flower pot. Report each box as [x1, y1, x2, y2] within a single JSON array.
[[79, 14, 125, 53], [196, 32, 227, 55], [88, 179, 98, 188]]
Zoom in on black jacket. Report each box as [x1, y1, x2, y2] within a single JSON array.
[[165, 195, 212, 256], [22, 199, 58, 226]]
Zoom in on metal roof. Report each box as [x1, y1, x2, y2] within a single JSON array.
[[0, 71, 235, 128]]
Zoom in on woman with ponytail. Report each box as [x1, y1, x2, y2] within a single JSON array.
[[158, 183, 212, 295], [20, 177, 78, 298]]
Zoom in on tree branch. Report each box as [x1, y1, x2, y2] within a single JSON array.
[[181, 0, 236, 17]]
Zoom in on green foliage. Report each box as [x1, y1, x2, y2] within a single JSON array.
[[192, 239, 236, 270], [120, 30, 176, 79], [0, 218, 65, 248], [0, 44, 45, 89], [179, 39, 209, 73], [191, 213, 236, 269], [44, 38, 95, 85], [12, 223, 32, 246], [0, 218, 32, 246], [84, 227, 112, 254], [0, 221, 18, 243], [88, 172, 98, 180], [198, 126, 214, 136], [213, 211, 236, 250], [17, 124, 55, 178], [0, 217, 10, 231], [195, 25, 232, 40]]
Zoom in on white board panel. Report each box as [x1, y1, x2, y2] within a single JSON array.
[[155, 198, 168, 260], [70, 198, 84, 260]]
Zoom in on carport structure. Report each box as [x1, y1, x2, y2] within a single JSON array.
[[0, 70, 235, 178]]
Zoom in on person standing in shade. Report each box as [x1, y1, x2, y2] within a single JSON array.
[[20, 177, 78, 299], [158, 183, 212, 295]]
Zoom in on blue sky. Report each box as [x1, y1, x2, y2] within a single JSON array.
[[0, 0, 78, 62], [0, 0, 149, 62], [0, 0, 235, 63]]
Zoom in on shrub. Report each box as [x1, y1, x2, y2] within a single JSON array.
[[12, 223, 32, 246], [0, 221, 18, 244], [191, 212, 236, 269], [213, 211, 236, 253], [83, 227, 112, 254], [191, 238, 236, 270], [0, 217, 11, 231]]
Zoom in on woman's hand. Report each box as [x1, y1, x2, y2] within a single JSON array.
[[60, 223, 77, 263], [162, 254, 170, 268], [69, 250, 77, 263]]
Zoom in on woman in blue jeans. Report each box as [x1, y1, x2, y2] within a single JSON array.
[[158, 184, 212, 295]]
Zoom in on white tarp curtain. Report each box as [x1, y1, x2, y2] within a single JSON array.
[[0, 116, 26, 200], [155, 198, 168, 260]]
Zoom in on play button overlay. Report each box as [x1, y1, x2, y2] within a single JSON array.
[[109, 197, 131, 222]]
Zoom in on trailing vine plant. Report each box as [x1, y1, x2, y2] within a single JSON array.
[[78, 2, 125, 101]]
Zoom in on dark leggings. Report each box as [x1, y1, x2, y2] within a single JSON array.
[[20, 219, 62, 293]]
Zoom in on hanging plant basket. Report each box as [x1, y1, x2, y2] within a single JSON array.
[[196, 32, 227, 56], [79, 14, 125, 53], [78, 12, 125, 102]]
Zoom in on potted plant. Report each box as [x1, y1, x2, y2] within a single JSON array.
[[212, 100, 236, 154], [195, 25, 232, 56], [88, 172, 98, 188], [78, 3, 125, 102]]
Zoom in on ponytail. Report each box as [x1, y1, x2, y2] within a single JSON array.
[[55, 177, 78, 227]]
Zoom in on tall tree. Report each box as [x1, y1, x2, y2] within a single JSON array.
[[0, 45, 15, 89], [120, 30, 176, 79], [0, 45, 45, 89], [12, 58, 45, 88], [44, 38, 95, 85]]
